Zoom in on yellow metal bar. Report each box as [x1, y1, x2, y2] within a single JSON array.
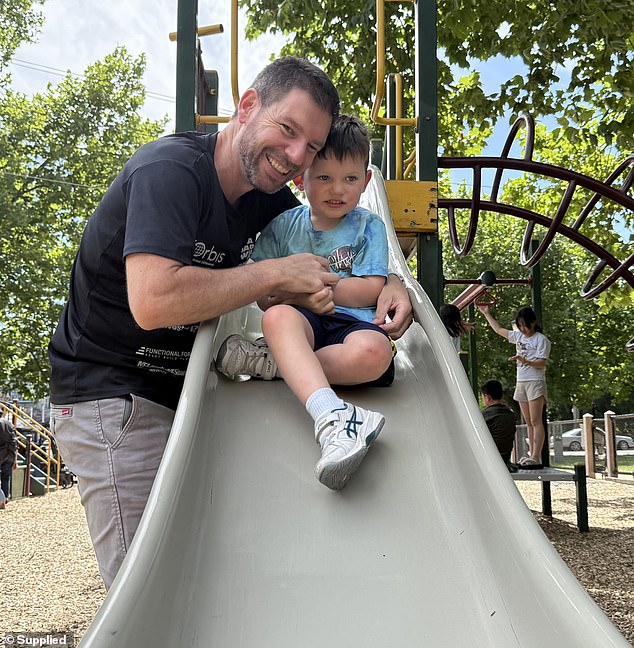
[[4, 401, 64, 491], [371, 0, 417, 128], [230, 0, 240, 108], [394, 73, 404, 179], [172, 1, 242, 123], [169, 23, 223, 41], [197, 114, 232, 125], [403, 150, 416, 178]]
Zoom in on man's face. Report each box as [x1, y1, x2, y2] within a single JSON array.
[[239, 88, 332, 194]]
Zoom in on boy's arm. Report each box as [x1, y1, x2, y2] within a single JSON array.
[[333, 275, 386, 308]]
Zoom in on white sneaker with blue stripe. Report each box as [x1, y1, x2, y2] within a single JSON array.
[[314, 403, 385, 490]]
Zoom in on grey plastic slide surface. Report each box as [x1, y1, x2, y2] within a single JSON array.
[[78, 168, 631, 647]]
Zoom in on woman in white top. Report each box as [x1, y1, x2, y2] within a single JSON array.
[[477, 305, 551, 468]]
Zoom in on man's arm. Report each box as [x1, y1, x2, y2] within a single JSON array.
[[3, 421, 18, 466], [126, 252, 339, 330], [10, 426, 18, 467]]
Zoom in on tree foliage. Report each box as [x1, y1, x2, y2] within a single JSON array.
[[0, 0, 43, 77], [439, 128, 634, 415], [0, 45, 166, 397], [241, 0, 633, 153]]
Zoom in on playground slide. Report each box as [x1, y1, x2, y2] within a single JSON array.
[[77, 168, 630, 647]]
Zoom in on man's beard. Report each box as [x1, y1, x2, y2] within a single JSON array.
[[239, 134, 295, 195]]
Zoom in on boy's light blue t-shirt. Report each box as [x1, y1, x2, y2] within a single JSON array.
[[251, 205, 389, 323]]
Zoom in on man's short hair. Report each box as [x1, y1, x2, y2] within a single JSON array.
[[481, 379, 504, 400], [317, 114, 370, 169], [249, 56, 340, 120]]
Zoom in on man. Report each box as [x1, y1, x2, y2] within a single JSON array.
[[0, 413, 18, 505], [480, 379, 517, 468], [49, 57, 413, 589]]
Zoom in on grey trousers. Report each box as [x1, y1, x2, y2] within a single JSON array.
[[51, 395, 175, 589]]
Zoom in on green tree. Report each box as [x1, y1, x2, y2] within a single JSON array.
[[440, 128, 634, 416], [0, 47, 166, 397], [241, 0, 633, 152], [0, 0, 43, 79]]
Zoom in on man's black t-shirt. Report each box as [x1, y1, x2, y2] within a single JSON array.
[[49, 132, 298, 410]]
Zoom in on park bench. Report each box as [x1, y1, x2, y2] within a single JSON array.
[[511, 464, 588, 532]]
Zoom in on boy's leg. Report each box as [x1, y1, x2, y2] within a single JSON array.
[[263, 307, 386, 489], [316, 329, 394, 385], [262, 304, 329, 403], [51, 395, 174, 589]]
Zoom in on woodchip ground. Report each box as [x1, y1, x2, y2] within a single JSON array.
[[1, 479, 633, 645]]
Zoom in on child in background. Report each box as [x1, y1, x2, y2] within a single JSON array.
[[477, 304, 550, 468], [439, 303, 474, 354], [217, 115, 393, 490]]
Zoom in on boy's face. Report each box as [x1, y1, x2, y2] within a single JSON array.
[[301, 154, 372, 229]]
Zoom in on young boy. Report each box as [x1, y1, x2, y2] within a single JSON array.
[[216, 115, 394, 490]]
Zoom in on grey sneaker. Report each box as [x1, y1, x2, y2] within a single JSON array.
[[314, 403, 385, 490], [215, 334, 278, 380]]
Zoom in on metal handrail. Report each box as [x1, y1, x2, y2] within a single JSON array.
[[194, 0, 239, 126], [1, 401, 62, 491], [371, 0, 417, 129]]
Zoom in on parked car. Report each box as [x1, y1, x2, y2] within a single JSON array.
[[560, 428, 634, 451]]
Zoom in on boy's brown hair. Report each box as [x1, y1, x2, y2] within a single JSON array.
[[317, 114, 370, 169]]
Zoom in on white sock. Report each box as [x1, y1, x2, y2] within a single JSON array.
[[305, 387, 345, 422]]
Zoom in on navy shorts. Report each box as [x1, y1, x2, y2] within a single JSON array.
[[293, 306, 395, 386]]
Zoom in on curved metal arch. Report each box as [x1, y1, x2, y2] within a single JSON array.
[[490, 113, 535, 203], [574, 154, 634, 231], [439, 151, 634, 299], [438, 198, 634, 297]]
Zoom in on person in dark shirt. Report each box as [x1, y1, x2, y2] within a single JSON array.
[[48, 57, 414, 589], [0, 415, 18, 505], [481, 379, 517, 467]]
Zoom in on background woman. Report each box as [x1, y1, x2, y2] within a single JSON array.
[[477, 305, 550, 468]]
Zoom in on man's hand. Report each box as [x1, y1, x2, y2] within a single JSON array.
[[272, 254, 339, 296], [373, 274, 413, 339]]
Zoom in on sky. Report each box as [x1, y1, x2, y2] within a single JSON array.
[[9, 0, 286, 132]]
